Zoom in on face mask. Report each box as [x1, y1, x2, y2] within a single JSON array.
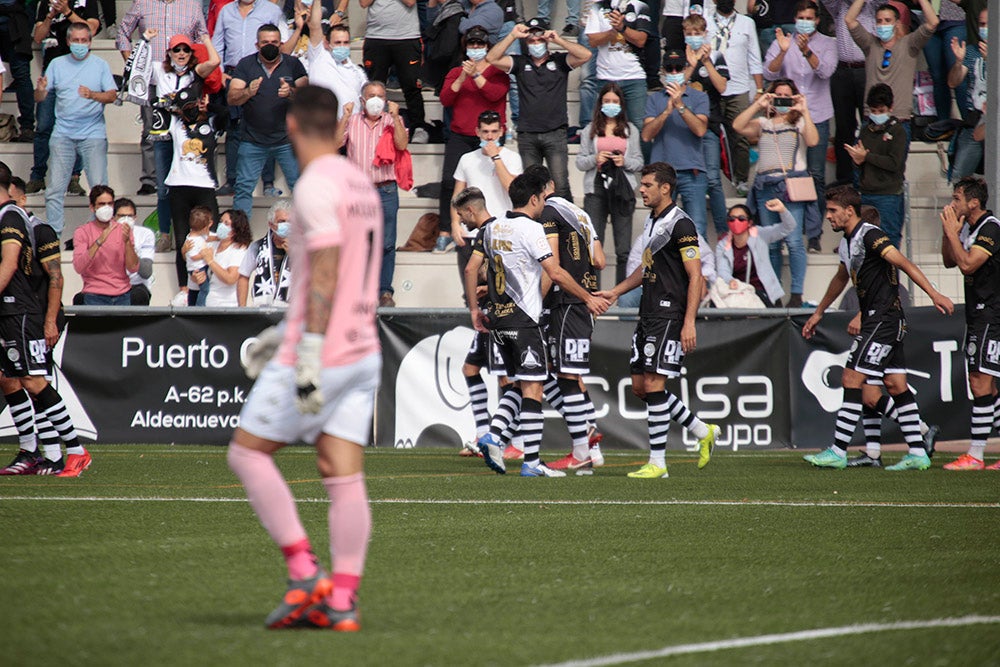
[[479, 139, 494, 149], [301, 0, 313, 5], [466, 48, 487, 62], [69, 43, 90, 59], [796, 19, 816, 35], [716, 0, 735, 15], [869, 112, 889, 125], [684, 35, 705, 50], [601, 103, 621, 118], [216, 222, 232, 240], [173, 62, 189, 74], [979, 27, 988, 42], [275, 221, 291, 239], [772, 103, 793, 115], [662, 72, 686, 87], [259, 43, 280, 61], [118, 215, 135, 227], [727, 218, 750, 235], [528, 43, 548, 59], [365, 96, 385, 116], [331, 46, 351, 62], [875, 25, 895, 42], [95, 205, 114, 223]]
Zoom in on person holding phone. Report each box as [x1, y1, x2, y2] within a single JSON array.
[[732, 78, 818, 308]]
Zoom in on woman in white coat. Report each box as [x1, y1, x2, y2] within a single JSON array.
[[715, 199, 796, 307]]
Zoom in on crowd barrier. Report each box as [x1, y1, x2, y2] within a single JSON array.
[[11, 306, 973, 449]]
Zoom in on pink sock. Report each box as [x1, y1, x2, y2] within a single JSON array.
[[227, 443, 315, 579], [322, 473, 371, 610], [281, 538, 319, 580]]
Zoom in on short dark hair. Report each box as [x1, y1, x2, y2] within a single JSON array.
[[875, 3, 900, 20], [727, 204, 753, 222], [189, 205, 214, 232], [794, 0, 819, 15], [289, 85, 340, 137], [114, 197, 136, 214], [8, 176, 26, 195], [329, 24, 350, 38], [641, 162, 677, 194], [955, 176, 989, 209], [522, 164, 552, 191], [67, 22, 92, 38], [0, 161, 11, 190], [866, 83, 893, 110], [825, 184, 862, 216], [859, 204, 881, 227], [452, 187, 486, 210], [257, 23, 281, 38], [508, 174, 545, 209], [89, 185, 115, 206], [477, 110, 502, 128]]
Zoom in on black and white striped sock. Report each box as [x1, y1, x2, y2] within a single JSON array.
[[5, 390, 37, 452], [519, 398, 544, 465], [891, 391, 926, 456], [34, 386, 82, 455], [490, 386, 522, 441], [646, 391, 671, 468], [664, 391, 709, 440], [543, 375, 564, 414], [36, 412, 62, 462], [832, 388, 863, 456], [970, 394, 993, 461], [558, 377, 589, 460], [861, 405, 882, 458], [465, 374, 490, 438]]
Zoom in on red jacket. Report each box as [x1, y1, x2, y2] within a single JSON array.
[[375, 128, 413, 191], [439, 65, 509, 136]]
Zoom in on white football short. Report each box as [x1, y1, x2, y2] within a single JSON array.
[[239, 352, 382, 446]]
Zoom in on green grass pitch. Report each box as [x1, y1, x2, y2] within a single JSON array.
[[1, 445, 998, 666]]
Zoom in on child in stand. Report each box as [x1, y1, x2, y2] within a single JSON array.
[[185, 206, 215, 306]]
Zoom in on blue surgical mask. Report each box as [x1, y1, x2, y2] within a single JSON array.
[[216, 222, 232, 240], [69, 43, 90, 59], [479, 139, 494, 149], [528, 42, 548, 59], [467, 48, 487, 62], [796, 19, 816, 35], [869, 112, 890, 125], [275, 221, 291, 239], [772, 103, 793, 115], [601, 103, 622, 118], [979, 27, 988, 42], [662, 72, 686, 87], [684, 35, 704, 50], [331, 46, 351, 62], [875, 24, 895, 42]]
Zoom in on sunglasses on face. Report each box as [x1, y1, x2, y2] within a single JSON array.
[[171, 46, 192, 54], [727, 215, 749, 222], [664, 66, 685, 73], [881, 50, 892, 68]]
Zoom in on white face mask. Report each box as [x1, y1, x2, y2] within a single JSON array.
[[95, 205, 114, 223], [365, 96, 386, 116], [118, 215, 136, 227]]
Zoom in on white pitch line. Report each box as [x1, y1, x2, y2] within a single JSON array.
[[0, 496, 997, 509], [535, 616, 1000, 667]]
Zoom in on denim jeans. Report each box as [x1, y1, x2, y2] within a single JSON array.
[[498, 21, 521, 122], [951, 126, 983, 181], [756, 178, 806, 295], [584, 192, 633, 284], [924, 21, 967, 122], [234, 142, 300, 215], [538, 0, 581, 25], [673, 169, 708, 238], [577, 31, 599, 128], [31, 92, 82, 182], [518, 128, 571, 200], [702, 130, 729, 236], [618, 286, 641, 308], [803, 119, 829, 240], [188, 270, 210, 306], [0, 26, 34, 131], [223, 113, 277, 187], [154, 139, 173, 235], [46, 135, 109, 235], [861, 192, 904, 250], [379, 182, 399, 295], [83, 292, 131, 306], [598, 78, 646, 138]]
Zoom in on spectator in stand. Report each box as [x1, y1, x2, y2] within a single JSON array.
[[203, 208, 251, 307], [182, 206, 214, 306], [211, 0, 292, 197], [750, 0, 800, 56], [113, 198, 156, 306], [339, 81, 409, 307], [149, 30, 221, 256], [227, 24, 308, 216], [117, 0, 208, 197], [715, 199, 797, 307], [576, 0, 600, 132], [487, 19, 591, 200], [0, 0, 34, 142], [707, 0, 764, 196], [237, 199, 292, 307], [956, 0, 988, 51], [460, 0, 504, 43], [360, 0, 428, 143], [661, 0, 703, 53], [575, 82, 643, 284], [450, 110, 523, 283], [304, 0, 366, 120], [36, 22, 117, 236], [843, 84, 907, 249], [683, 13, 731, 236], [948, 7, 987, 181], [821, 0, 877, 185], [435, 28, 510, 253], [763, 0, 836, 253], [924, 0, 966, 122], [642, 50, 710, 236], [585, 0, 654, 132], [538, 0, 582, 37], [846, 0, 938, 144], [28, 0, 101, 196], [72, 185, 140, 305], [732, 79, 819, 308]]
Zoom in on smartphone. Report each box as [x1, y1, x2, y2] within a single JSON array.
[[612, 150, 623, 155], [772, 96, 794, 106]]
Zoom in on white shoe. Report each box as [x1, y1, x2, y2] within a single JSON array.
[[171, 290, 189, 307], [589, 445, 605, 467], [520, 462, 567, 477], [411, 127, 429, 144]]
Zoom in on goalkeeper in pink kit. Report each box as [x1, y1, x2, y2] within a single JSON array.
[[227, 85, 383, 632]]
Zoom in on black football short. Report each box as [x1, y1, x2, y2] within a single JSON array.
[[631, 317, 685, 378], [965, 323, 1000, 378], [492, 326, 548, 382], [0, 312, 49, 378], [547, 303, 594, 375], [465, 330, 505, 376], [845, 317, 906, 378]]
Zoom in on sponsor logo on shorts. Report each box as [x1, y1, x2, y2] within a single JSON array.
[[564, 338, 590, 363], [661, 340, 683, 366], [521, 346, 543, 370], [987, 340, 1000, 365], [7, 347, 19, 362], [863, 342, 893, 367]]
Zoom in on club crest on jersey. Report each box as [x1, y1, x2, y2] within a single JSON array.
[[642, 248, 653, 268]]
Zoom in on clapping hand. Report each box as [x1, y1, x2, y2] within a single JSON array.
[[608, 9, 625, 32], [461, 59, 477, 78], [35, 76, 48, 94], [775, 27, 791, 52], [248, 76, 263, 96], [843, 141, 868, 165], [796, 32, 811, 53], [950, 36, 966, 61]]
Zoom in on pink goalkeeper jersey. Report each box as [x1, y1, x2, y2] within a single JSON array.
[[276, 153, 383, 368]]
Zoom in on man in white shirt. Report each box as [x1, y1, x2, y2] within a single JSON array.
[[112, 198, 156, 305], [585, 0, 653, 130], [451, 110, 523, 287], [304, 0, 366, 120]]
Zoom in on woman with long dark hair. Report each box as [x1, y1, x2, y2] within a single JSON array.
[[203, 209, 252, 308], [575, 82, 643, 283]]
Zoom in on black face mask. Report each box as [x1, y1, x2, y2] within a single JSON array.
[[716, 0, 735, 14], [259, 43, 280, 61]]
